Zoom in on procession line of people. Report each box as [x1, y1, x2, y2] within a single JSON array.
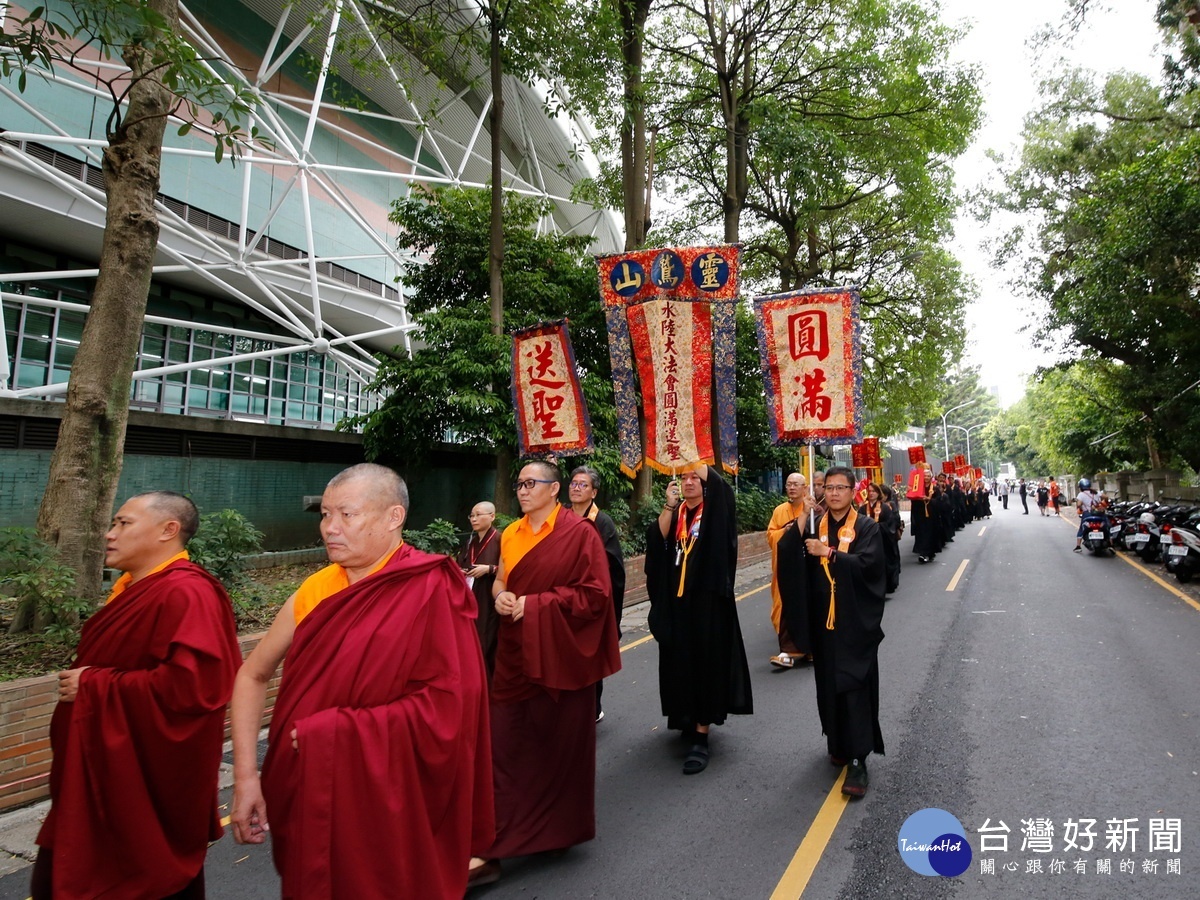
[[31, 460, 893, 898]]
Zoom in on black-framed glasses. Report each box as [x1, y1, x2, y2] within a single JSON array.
[[824, 484, 854, 492], [568, 480, 593, 489], [513, 478, 557, 491]]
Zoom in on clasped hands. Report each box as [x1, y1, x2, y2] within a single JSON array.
[[495, 591, 526, 621]]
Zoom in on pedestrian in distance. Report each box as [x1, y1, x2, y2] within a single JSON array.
[[1049, 476, 1062, 516], [1019, 478, 1030, 514], [767, 472, 814, 668], [470, 461, 622, 887], [999, 479, 1009, 510], [646, 465, 754, 775], [1036, 481, 1050, 516], [32, 492, 241, 900], [777, 466, 887, 798], [230, 464, 494, 900]]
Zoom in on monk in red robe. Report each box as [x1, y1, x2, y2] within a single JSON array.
[[32, 491, 240, 900], [231, 463, 493, 900], [468, 460, 621, 888]]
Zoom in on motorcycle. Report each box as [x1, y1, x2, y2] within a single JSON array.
[[1079, 511, 1115, 555], [1165, 524, 1200, 583]]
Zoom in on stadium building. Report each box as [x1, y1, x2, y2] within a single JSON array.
[[0, 0, 620, 544]]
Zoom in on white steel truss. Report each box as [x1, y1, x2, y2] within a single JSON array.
[[0, 0, 621, 402]]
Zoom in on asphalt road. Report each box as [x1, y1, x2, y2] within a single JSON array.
[[4, 502, 1198, 898]]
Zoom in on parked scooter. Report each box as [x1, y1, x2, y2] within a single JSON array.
[[1079, 510, 1115, 555], [1165, 524, 1200, 582]]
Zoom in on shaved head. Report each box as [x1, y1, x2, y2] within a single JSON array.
[[326, 463, 409, 510], [472, 501, 496, 516], [128, 491, 199, 544]]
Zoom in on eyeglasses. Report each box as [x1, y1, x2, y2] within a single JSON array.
[[513, 478, 557, 492], [568, 480, 593, 489], [824, 484, 854, 492]]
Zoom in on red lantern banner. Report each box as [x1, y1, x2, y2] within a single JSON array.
[[942, 461, 955, 474], [908, 445, 926, 464], [954, 454, 967, 469], [754, 287, 863, 445], [511, 320, 592, 457], [598, 245, 739, 476], [906, 467, 928, 500], [852, 437, 881, 469]]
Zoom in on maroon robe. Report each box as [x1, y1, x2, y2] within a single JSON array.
[[261, 544, 493, 900], [36, 560, 240, 900], [488, 508, 621, 858]]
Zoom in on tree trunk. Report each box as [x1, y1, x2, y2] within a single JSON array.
[[618, 0, 655, 508], [493, 445, 514, 517], [26, 0, 176, 625], [488, 0, 505, 337]]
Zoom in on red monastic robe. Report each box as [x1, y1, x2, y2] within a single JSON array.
[[261, 544, 494, 900], [36, 560, 240, 899], [488, 509, 621, 858]]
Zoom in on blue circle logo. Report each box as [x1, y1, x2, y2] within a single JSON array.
[[897, 808, 972, 877]]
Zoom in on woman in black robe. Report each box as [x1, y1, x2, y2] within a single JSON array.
[[860, 482, 901, 595]]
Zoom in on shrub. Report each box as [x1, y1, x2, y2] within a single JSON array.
[[188, 509, 265, 589], [0, 528, 85, 641], [734, 483, 777, 533], [405, 518, 464, 555]]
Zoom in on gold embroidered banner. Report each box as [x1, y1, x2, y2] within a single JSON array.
[[626, 299, 713, 472], [597, 245, 739, 475], [754, 287, 863, 444], [510, 320, 592, 457]]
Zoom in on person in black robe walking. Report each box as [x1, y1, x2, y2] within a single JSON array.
[[1019, 478, 1030, 514], [860, 482, 900, 595], [777, 466, 886, 798], [646, 465, 752, 775]]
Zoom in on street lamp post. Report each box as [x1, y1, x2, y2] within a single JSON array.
[[946, 421, 988, 467], [940, 399, 978, 461]]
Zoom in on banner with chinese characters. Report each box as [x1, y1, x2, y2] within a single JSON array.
[[852, 437, 881, 469], [753, 287, 863, 445], [510, 321, 592, 457], [942, 460, 956, 475], [908, 445, 926, 465], [597, 245, 740, 476]]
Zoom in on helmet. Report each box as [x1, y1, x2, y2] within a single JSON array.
[[1077, 478, 1091, 491], [1139, 512, 1156, 525]]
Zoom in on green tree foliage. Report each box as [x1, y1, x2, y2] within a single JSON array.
[[988, 63, 1200, 471], [353, 186, 615, 480], [923, 366, 1000, 463], [0, 1, 260, 623], [645, 0, 982, 436], [188, 509, 265, 591], [1, 529, 83, 641]]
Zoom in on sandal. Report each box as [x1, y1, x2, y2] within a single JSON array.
[[770, 653, 795, 669], [682, 743, 710, 775]]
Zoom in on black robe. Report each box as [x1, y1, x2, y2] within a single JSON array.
[[910, 494, 938, 559], [777, 511, 886, 760], [645, 469, 753, 729], [860, 501, 901, 595]]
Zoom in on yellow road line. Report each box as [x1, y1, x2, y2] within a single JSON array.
[[620, 583, 770, 653], [221, 814, 231, 827], [946, 559, 970, 592], [1112, 548, 1200, 613], [769, 769, 849, 899]]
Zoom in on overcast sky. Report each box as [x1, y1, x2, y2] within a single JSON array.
[[940, 0, 1166, 407]]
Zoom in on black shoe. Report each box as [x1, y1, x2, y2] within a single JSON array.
[[842, 759, 868, 798], [683, 742, 710, 775], [1072, 546, 1082, 553]]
